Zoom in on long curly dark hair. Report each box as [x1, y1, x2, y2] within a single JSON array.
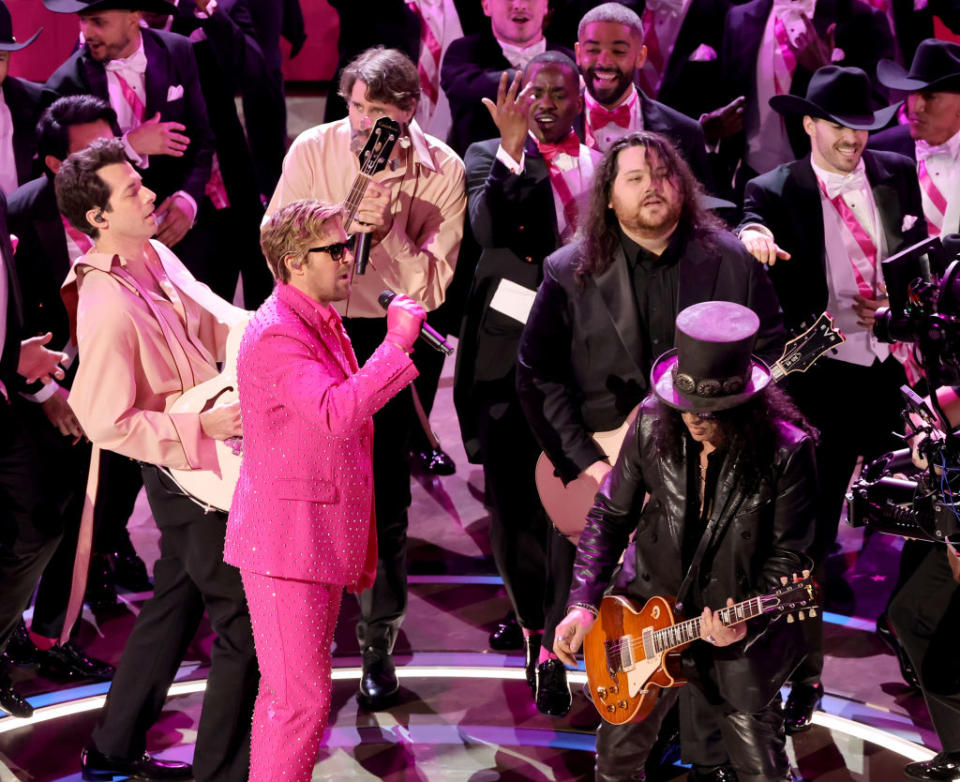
[[576, 131, 725, 287], [650, 385, 819, 488]]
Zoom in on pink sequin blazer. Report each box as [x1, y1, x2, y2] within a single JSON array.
[[224, 283, 418, 590]]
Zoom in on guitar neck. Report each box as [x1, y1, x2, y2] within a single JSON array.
[[342, 172, 372, 227], [654, 596, 764, 653], [770, 363, 786, 383]]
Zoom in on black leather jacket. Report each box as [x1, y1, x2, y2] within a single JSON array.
[[568, 397, 818, 713]]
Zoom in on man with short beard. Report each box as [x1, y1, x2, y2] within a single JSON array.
[[266, 46, 466, 711], [516, 130, 783, 778], [738, 65, 928, 734], [573, 3, 712, 189]]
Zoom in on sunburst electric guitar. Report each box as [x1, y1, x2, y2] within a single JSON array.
[[584, 574, 819, 725], [536, 313, 845, 544]]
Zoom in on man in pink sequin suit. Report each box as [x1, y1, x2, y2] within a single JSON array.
[[224, 199, 425, 781]]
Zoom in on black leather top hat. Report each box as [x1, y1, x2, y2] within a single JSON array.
[[43, 0, 176, 15], [770, 65, 899, 130], [651, 301, 771, 413], [877, 39, 960, 93], [0, 1, 41, 51]]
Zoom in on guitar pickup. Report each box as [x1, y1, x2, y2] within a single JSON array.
[[604, 635, 636, 674]]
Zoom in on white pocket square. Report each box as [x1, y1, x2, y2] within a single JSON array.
[[166, 84, 184, 102], [902, 214, 918, 232]]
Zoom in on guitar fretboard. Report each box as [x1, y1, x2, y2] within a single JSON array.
[[653, 596, 763, 653], [342, 173, 372, 227]]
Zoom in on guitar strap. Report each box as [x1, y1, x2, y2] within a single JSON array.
[[674, 454, 746, 614]]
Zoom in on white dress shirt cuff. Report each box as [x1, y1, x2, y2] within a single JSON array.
[[495, 144, 525, 175], [738, 223, 775, 240], [22, 379, 60, 404], [172, 191, 199, 224], [122, 131, 147, 168]]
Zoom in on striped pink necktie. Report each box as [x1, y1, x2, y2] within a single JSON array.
[[406, 0, 443, 105], [61, 215, 95, 255], [113, 71, 145, 125], [917, 159, 947, 237], [638, 8, 664, 96], [772, 16, 797, 95]]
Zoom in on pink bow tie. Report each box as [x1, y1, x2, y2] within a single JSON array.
[[588, 103, 631, 131], [538, 132, 581, 164]]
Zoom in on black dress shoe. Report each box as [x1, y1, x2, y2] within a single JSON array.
[[523, 633, 541, 696], [904, 751, 960, 781], [358, 647, 398, 709], [81, 746, 193, 781], [0, 675, 33, 718], [2, 620, 38, 667], [489, 617, 523, 651], [112, 552, 153, 592], [536, 659, 572, 717], [783, 682, 823, 734], [413, 447, 456, 476], [85, 554, 118, 609], [877, 612, 921, 689], [689, 765, 740, 782], [38, 642, 115, 682]]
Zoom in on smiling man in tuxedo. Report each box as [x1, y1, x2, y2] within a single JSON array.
[[738, 65, 928, 732], [43, 0, 222, 288]]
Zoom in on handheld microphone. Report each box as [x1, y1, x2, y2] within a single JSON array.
[[354, 232, 372, 275], [378, 290, 454, 356]]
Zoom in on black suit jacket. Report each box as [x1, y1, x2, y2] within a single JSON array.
[[569, 396, 817, 713], [740, 150, 928, 333], [455, 136, 565, 460], [573, 89, 714, 190], [7, 176, 72, 356], [516, 228, 785, 483], [44, 28, 215, 208], [0, 191, 25, 390], [440, 31, 575, 156], [720, 0, 895, 167], [3, 77, 44, 189]]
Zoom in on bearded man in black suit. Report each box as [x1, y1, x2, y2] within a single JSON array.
[[738, 65, 928, 732]]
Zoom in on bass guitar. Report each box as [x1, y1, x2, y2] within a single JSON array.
[[583, 573, 819, 725], [535, 312, 845, 544]]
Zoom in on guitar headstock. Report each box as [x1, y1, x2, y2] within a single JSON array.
[[777, 312, 845, 376], [759, 570, 820, 622], [358, 117, 402, 177]]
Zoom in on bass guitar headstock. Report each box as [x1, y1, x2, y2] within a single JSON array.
[[759, 570, 820, 622]]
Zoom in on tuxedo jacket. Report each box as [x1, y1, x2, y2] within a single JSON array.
[[572, 88, 714, 191], [720, 0, 895, 165], [516, 228, 785, 484], [7, 176, 72, 361], [440, 31, 575, 156], [0, 191, 25, 390], [4, 77, 44, 189], [44, 28, 215, 208], [454, 136, 566, 460], [740, 150, 928, 334]]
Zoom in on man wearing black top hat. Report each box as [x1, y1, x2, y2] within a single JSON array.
[[0, 1, 43, 195], [738, 64, 928, 732], [43, 0, 219, 288], [553, 300, 818, 782], [871, 40, 960, 238]]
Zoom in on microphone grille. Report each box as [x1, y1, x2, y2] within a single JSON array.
[[378, 290, 395, 310]]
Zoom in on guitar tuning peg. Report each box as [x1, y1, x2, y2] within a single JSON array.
[[802, 569, 810, 579], [781, 576, 789, 586], [798, 611, 806, 621], [787, 614, 795, 623], [808, 608, 817, 618]]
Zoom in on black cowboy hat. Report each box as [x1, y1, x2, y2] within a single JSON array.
[[0, 1, 41, 51], [650, 301, 771, 413], [877, 39, 960, 94], [42, 0, 176, 15], [770, 65, 899, 131]]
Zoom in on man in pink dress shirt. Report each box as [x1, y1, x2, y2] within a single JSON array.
[[224, 198, 424, 782], [56, 137, 257, 782]]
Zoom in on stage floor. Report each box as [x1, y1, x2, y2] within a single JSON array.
[[0, 341, 941, 781]]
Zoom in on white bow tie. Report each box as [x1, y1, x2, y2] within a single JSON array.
[[916, 139, 954, 163], [820, 167, 868, 199], [104, 47, 148, 77], [645, 0, 684, 18]]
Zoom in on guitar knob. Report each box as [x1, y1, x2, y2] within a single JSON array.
[[597, 687, 608, 700], [617, 700, 628, 709], [608, 685, 618, 695], [606, 705, 616, 713]]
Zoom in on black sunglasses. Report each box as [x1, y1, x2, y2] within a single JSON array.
[[307, 242, 350, 263]]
